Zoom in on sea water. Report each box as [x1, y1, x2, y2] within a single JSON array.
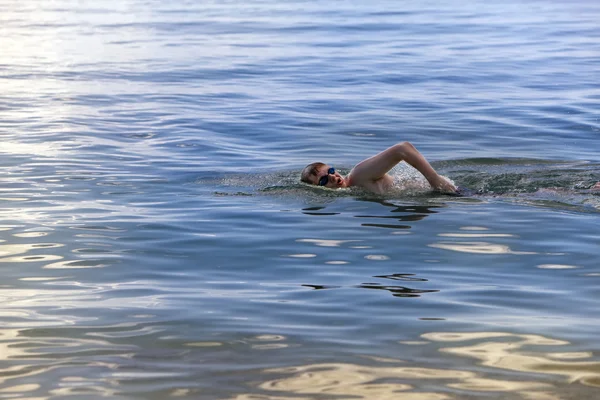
[[1, 0, 599, 399]]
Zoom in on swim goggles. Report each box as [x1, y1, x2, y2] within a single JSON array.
[[318, 167, 336, 186]]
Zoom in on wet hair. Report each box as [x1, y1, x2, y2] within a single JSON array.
[[301, 162, 326, 185]]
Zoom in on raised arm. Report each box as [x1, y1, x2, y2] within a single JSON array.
[[348, 142, 456, 192]]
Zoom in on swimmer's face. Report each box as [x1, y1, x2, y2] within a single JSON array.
[[314, 165, 345, 189]]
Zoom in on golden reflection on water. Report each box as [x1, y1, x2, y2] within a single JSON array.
[[0, 243, 64, 259], [0, 384, 40, 393], [0, 322, 135, 394], [233, 331, 600, 399], [424, 332, 600, 388]]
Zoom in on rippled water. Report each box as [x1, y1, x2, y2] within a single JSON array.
[[1, 0, 600, 399]]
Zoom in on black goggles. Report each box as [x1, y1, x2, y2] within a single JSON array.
[[318, 167, 336, 186]]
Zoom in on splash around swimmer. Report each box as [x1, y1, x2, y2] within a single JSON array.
[[301, 142, 457, 195]]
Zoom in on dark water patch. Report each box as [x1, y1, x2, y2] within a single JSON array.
[[302, 280, 438, 298], [356, 283, 439, 298]]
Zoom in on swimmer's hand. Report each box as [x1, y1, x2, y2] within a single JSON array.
[[432, 176, 457, 194]]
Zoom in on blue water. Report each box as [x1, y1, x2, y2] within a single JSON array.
[[1, 0, 600, 398]]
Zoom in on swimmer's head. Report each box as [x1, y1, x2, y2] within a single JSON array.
[[301, 162, 346, 189]]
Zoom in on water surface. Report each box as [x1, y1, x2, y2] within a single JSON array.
[[1, 0, 600, 399]]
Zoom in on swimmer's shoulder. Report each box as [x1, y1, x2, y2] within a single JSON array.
[[346, 171, 392, 194]]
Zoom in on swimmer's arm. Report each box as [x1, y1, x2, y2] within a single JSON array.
[[348, 142, 456, 192]]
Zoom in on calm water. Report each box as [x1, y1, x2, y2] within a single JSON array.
[[1, 0, 600, 399]]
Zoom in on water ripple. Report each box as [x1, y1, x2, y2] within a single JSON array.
[[1, 0, 600, 398]]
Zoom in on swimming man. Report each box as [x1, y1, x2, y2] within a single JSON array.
[[301, 142, 457, 195]]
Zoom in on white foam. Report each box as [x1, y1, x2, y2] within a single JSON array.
[[389, 162, 455, 195]]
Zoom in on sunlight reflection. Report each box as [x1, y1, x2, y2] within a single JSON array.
[[286, 254, 316, 258], [364, 255, 390, 260], [0, 384, 40, 393], [423, 332, 600, 388], [13, 232, 50, 238], [236, 331, 600, 399], [0, 254, 63, 263], [537, 264, 578, 269], [296, 239, 360, 247], [0, 226, 21, 231], [0, 324, 125, 396], [0, 328, 29, 361], [184, 342, 223, 347], [428, 241, 536, 255], [547, 352, 593, 360], [438, 233, 514, 238], [251, 335, 289, 350], [0, 141, 66, 158], [43, 260, 108, 269], [0, 243, 63, 258], [19, 277, 67, 281]]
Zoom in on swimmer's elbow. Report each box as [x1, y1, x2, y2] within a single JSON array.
[[392, 142, 415, 159]]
